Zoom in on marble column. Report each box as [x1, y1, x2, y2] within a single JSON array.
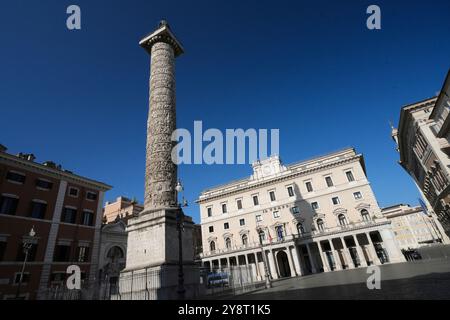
[[353, 235, 368, 267], [305, 243, 317, 273], [317, 242, 330, 272], [267, 250, 278, 279], [285, 247, 297, 277], [329, 239, 342, 270], [291, 245, 303, 276], [366, 233, 381, 265], [340, 237, 355, 269]]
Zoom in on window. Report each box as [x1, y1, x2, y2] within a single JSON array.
[[6, 171, 25, 184], [30, 201, 47, 219], [258, 230, 266, 243], [0, 195, 19, 215], [0, 241, 6, 261], [210, 241, 216, 252], [36, 179, 53, 190], [317, 219, 325, 232], [208, 226, 214, 233], [236, 199, 242, 210], [16, 243, 37, 262], [291, 206, 300, 214], [361, 209, 371, 222], [54, 245, 71, 262], [62, 207, 77, 224], [325, 176, 334, 187], [14, 273, 30, 284], [297, 223, 305, 235], [252, 195, 259, 206], [242, 234, 248, 246], [305, 181, 313, 192], [224, 222, 229, 230], [68, 187, 79, 197], [275, 225, 284, 240], [353, 192, 362, 200], [77, 246, 90, 262], [256, 215, 262, 222], [311, 202, 319, 211], [86, 192, 97, 201], [221, 203, 227, 214], [346, 171, 355, 182], [287, 186, 294, 197], [269, 191, 276, 202], [225, 238, 231, 249], [338, 214, 348, 226], [239, 218, 245, 226], [82, 211, 94, 226], [332, 197, 340, 205], [207, 207, 212, 217], [273, 211, 280, 218]]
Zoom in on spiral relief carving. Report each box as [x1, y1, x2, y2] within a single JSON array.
[[144, 41, 178, 209]]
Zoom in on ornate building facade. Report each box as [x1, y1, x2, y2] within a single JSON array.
[[197, 148, 404, 280], [392, 69, 450, 238], [382, 204, 445, 250]]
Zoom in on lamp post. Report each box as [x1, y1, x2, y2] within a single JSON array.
[[15, 227, 36, 299], [256, 227, 272, 289], [175, 180, 188, 299]]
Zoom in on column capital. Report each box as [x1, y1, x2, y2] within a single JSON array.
[[139, 20, 184, 57]]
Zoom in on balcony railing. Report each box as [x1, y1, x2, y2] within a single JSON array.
[[199, 219, 387, 259]]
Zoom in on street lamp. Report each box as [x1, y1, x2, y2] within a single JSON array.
[[175, 180, 188, 299], [15, 226, 36, 299], [256, 227, 272, 289]]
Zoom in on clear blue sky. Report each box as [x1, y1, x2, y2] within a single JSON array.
[[1, 0, 449, 223]]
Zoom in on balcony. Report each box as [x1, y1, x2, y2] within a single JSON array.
[[311, 219, 386, 237]]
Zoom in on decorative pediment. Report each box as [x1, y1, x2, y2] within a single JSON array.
[[355, 202, 371, 211], [332, 207, 348, 216], [312, 213, 325, 221], [239, 229, 249, 236], [222, 232, 233, 239], [292, 216, 305, 224], [207, 236, 217, 243]]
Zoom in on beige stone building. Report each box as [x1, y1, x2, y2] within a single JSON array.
[[103, 196, 143, 224], [392, 69, 450, 238], [381, 204, 442, 250], [197, 148, 405, 280]]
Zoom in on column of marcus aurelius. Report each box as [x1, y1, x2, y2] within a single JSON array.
[[118, 20, 199, 300]]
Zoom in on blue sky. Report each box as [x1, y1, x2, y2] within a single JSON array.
[[1, 0, 449, 223]]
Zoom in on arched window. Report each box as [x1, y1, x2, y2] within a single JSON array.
[[338, 214, 348, 226], [361, 209, 370, 222], [107, 246, 124, 262], [210, 241, 216, 252], [317, 219, 324, 232], [225, 237, 232, 249], [242, 234, 248, 246], [297, 223, 305, 235], [258, 230, 266, 243]]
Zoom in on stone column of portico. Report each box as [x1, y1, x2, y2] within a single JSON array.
[[291, 245, 303, 276], [340, 237, 355, 269], [272, 250, 281, 278], [329, 239, 342, 270], [218, 258, 222, 271], [353, 235, 368, 267], [267, 250, 278, 279], [285, 247, 297, 277], [365, 233, 381, 265], [316, 242, 330, 272], [305, 243, 317, 273]]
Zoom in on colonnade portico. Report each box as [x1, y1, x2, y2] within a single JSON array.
[[201, 222, 405, 281]]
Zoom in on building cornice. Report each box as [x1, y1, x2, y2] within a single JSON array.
[[197, 154, 363, 204], [0, 152, 111, 191]]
